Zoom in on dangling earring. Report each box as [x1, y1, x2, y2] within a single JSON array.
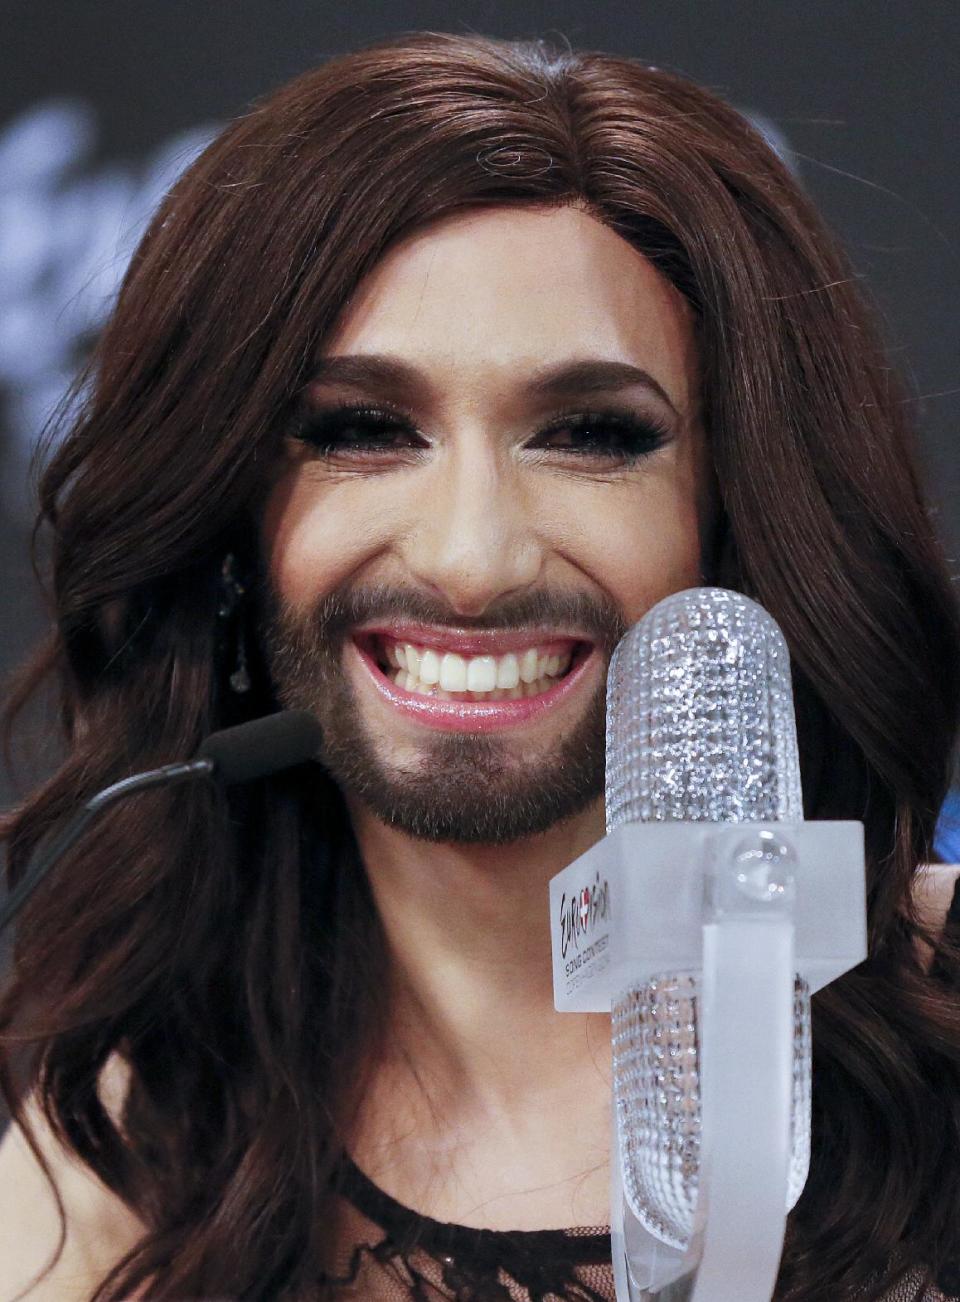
[[218, 552, 251, 694]]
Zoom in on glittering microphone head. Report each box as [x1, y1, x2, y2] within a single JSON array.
[[607, 587, 810, 1250], [605, 585, 804, 832]]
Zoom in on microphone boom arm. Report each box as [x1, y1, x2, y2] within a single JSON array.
[[0, 759, 215, 940], [0, 708, 323, 942]]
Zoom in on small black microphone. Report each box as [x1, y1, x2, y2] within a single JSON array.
[[196, 711, 323, 785], [0, 710, 322, 939]]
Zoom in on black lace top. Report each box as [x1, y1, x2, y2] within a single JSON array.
[[322, 1151, 960, 1301], [323, 1156, 616, 1300]]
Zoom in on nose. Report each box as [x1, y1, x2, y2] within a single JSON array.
[[398, 436, 544, 616]]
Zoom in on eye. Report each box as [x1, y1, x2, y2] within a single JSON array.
[[530, 408, 673, 464], [288, 402, 424, 456], [287, 401, 672, 466]]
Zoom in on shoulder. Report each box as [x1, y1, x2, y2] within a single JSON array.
[[0, 1052, 147, 1299]]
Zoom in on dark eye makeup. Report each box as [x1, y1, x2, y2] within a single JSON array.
[[287, 400, 673, 467]]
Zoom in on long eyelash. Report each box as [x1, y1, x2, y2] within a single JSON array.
[[288, 401, 420, 455], [288, 401, 673, 463], [535, 407, 673, 461]]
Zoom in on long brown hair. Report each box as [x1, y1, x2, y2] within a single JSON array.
[[3, 31, 959, 1301]]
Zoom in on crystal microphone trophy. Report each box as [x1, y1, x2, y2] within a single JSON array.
[[549, 588, 867, 1301]]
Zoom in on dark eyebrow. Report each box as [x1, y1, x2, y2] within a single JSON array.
[[305, 354, 682, 419]]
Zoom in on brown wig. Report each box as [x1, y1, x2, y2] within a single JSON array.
[[2, 30, 959, 1302]]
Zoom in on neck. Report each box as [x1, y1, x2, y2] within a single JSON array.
[[343, 786, 614, 1223], [349, 786, 609, 1124]]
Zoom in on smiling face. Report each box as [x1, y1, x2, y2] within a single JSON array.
[[260, 204, 712, 844]]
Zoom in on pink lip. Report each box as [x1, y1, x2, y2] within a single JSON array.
[[354, 622, 584, 657], [351, 637, 598, 733]]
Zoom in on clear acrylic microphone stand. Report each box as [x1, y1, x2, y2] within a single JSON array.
[[550, 820, 866, 1302]]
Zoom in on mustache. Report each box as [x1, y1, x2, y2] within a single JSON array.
[[259, 577, 630, 655]]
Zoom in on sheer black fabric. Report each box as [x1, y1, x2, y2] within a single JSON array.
[[320, 1152, 960, 1302], [322, 1157, 616, 1300]]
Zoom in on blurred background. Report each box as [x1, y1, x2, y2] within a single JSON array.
[[1, 0, 958, 808]]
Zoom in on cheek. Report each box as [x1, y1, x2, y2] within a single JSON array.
[[260, 471, 388, 611], [617, 497, 703, 620], [261, 450, 709, 618], [542, 472, 704, 621]]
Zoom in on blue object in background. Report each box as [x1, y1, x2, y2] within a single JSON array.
[[935, 790, 960, 863]]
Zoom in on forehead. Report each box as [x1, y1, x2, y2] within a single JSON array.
[[322, 205, 699, 419]]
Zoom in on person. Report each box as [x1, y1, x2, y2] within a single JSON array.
[[1, 29, 959, 1302]]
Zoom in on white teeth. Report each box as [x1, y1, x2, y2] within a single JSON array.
[[439, 652, 467, 692], [519, 648, 539, 683], [419, 648, 441, 685], [393, 673, 555, 699], [495, 653, 520, 689], [466, 655, 497, 692], [381, 637, 577, 699]]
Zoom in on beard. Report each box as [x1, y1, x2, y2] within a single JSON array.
[[258, 579, 627, 846]]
